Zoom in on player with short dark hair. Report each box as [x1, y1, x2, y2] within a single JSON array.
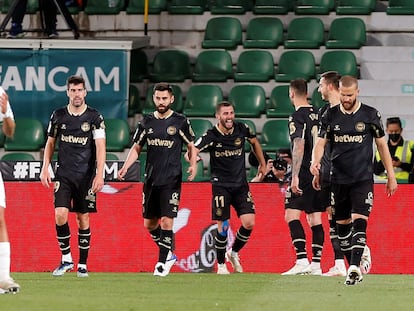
[[40, 75, 106, 278], [118, 82, 198, 277], [192, 101, 267, 274], [282, 79, 325, 276], [311, 75, 397, 285]]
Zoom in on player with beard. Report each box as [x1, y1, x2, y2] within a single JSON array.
[[118, 83, 198, 277], [311, 75, 397, 285], [191, 101, 267, 274], [40, 75, 106, 278]]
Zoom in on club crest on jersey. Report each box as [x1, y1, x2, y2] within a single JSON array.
[[81, 122, 90, 132], [167, 126, 177, 135], [355, 122, 365, 132], [234, 138, 242, 146]]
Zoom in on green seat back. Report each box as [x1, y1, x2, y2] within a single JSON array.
[[260, 119, 291, 152], [193, 50, 233, 82], [183, 85, 223, 117], [181, 158, 209, 182], [4, 118, 45, 151], [234, 50, 274, 82], [209, 0, 253, 14], [295, 0, 335, 14], [244, 17, 284, 49], [168, 0, 208, 14], [336, 0, 376, 15], [326, 18, 366, 49], [189, 118, 213, 140], [267, 85, 295, 118], [84, 0, 125, 14], [202, 17, 242, 50], [319, 51, 359, 77], [149, 50, 191, 82], [1, 152, 36, 161], [228, 85, 266, 118], [128, 84, 142, 117], [275, 50, 316, 82], [387, 0, 414, 14], [105, 118, 131, 152], [126, 0, 167, 14], [311, 87, 327, 111], [284, 17, 325, 49], [252, 0, 293, 14], [1, 0, 38, 14], [106, 153, 120, 160]]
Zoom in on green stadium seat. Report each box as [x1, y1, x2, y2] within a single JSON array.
[[84, 0, 125, 14], [168, 0, 208, 14], [149, 50, 191, 82], [1, 0, 38, 14], [181, 158, 209, 182], [336, 0, 376, 15], [193, 50, 233, 82], [1, 152, 36, 161], [311, 87, 327, 111], [209, 0, 253, 14], [130, 49, 148, 83], [267, 85, 295, 118], [126, 0, 167, 14], [189, 118, 213, 140], [325, 18, 366, 49], [234, 50, 274, 82], [183, 85, 223, 117], [106, 153, 120, 160], [252, 0, 293, 14], [128, 84, 142, 117], [275, 50, 316, 82], [143, 84, 183, 114], [228, 85, 266, 118], [243, 17, 284, 49], [4, 118, 45, 151], [284, 17, 325, 49], [105, 118, 131, 152], [260, 119, 290, 152], [294, 0, 335, 15], [138, 152, 147, 182], [387, 0, 414, 14], [319, 51, 359, 78], [202, 17, 242, 50]]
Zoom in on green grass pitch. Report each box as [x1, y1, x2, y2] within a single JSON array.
[[2, 273, 414, 311]]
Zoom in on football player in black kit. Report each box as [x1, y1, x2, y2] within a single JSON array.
[[281, 79, 325, 276], [118, 83, 198, 277], [40, 75, 106, 278], [311, 75, 397, 285], [192, 101, 267, 274]]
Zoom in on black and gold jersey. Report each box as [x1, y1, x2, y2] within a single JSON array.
[[133, 110, 194, 186], [195, 121, 255, 187], [47, 105, 105, 177], [319, 103, 385, 184]]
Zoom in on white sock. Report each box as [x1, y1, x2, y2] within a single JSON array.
[[62, 253, 73, 263], [310, 262, 321, 270], [0, 242, 10, 280], [78, 263, 87, 270], [296, 258, 309, 266], [335, 259, 346, 268]]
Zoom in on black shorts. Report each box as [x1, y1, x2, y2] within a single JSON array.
[[54, 174, 96, 213], [212, 184, 255, 221], [331, 180, 373, 221], [316, 179, 333, 210], [143, 180, 181, 219], [285, 174, 325, 214]]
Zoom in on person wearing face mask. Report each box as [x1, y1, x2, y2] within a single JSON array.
[[374, 117, 414, 183]]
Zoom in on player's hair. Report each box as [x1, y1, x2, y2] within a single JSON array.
[[153, 83, 173, 94], [67, 75, 85, 88], [320, 71, 341, 90], [386, 117, 402, 128], [216, 101, 234, 113], [290, 78, 307, 97], [340, 75, 358, 88]]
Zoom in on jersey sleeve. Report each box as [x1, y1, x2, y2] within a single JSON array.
[[288, 113, 305, 141], [46, 111, 59, 138], [370, 109, 385, 138], [180, 117, 195, 144], [92, 113, 105, 139], [195, 129, 214, 152], [132, 119, 147, 146], [318, 108, 330, 140]]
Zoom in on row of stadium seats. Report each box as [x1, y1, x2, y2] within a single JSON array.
[[128, 83, 326, 119], [130, 48, 359, 83], [202, 16, 366, 50], [5, 0, 412, 16]]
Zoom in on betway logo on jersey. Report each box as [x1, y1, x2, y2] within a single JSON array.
[[61, 134, 88, 145], [215, 148, 243, 158], [147, 138, 174, 148], [333, 134, 363, 143]]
